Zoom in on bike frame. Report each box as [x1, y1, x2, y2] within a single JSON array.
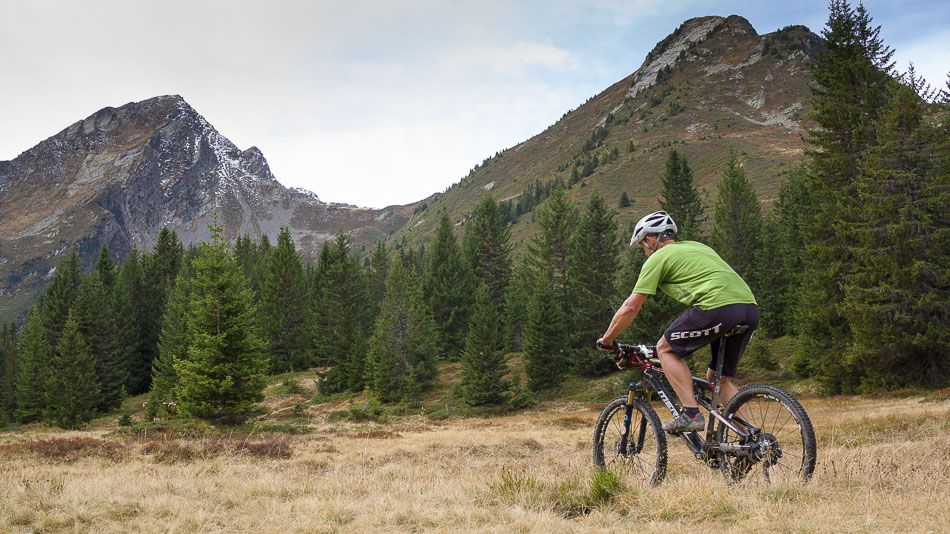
[[619, 346, 759, 463]]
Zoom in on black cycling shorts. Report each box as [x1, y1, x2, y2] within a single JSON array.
[[662, 303, 759, 377]]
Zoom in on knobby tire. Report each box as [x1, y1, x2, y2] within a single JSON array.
[[592, 395, 668, 486]]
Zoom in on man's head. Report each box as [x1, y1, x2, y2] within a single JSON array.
[[630, 211, 677, 256]]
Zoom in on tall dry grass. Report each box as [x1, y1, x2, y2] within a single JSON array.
[[2, 394, 949, 533]]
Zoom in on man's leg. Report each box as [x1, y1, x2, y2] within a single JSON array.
[[706, 369, 739, 406], [658, 336, 697, 409], [707, 370, 749, 433]]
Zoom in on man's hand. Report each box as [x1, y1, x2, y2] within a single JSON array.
[[596, 338, 617, 352]]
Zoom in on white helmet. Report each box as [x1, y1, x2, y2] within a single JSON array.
[[630, 211, 677, 247]]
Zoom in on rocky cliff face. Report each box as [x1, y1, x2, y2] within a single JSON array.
[[0, 95, 415, 322]]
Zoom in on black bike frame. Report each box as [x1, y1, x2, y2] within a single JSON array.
[[623, 361, 756, 461]]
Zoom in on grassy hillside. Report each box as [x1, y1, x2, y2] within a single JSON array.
[[392, 19, 818, 255]]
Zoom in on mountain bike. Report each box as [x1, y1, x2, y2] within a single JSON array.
[[592, 324, 816, 485]]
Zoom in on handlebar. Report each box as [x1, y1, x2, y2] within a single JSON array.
[[599, 342, 660, 369]]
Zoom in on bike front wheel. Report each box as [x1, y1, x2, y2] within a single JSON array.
[[592, 395, 667, 485], [717, 384, 816, 484]]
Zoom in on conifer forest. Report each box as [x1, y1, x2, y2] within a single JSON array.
[[0, 1, 947, 430]]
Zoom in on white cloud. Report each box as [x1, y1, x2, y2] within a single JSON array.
[[2, 0, 948, 212]]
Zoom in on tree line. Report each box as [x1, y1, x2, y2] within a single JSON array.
[[1, 0, 947, 428]]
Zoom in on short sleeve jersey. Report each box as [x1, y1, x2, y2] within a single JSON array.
[[632, 241, 756, 310]]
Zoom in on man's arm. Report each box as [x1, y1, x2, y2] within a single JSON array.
[[599, 292, 649, 347]]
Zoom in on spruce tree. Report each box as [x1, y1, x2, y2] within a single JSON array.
[[464, 195, 512, 311], [93, 244, 117, 290], [259, 226, 310, 373], [571, 192, 621, 375], [43, 311, 100, 429], [114, 249, 152, 394], [15, 310, 50, 423], [0, 322, 17, 425], [316, 234, 373, 394], [839, 76, 950, 388], [710, 148, 763, 280], [524, 185, 577, 308], [368, 241, 391, 320], [798, 0, 896, 391], [368, 256, 439, 402], [460, 284, 509, 406], [502, 265, 531, 352], [149, 257, 197, 419], [40, 250, 82, 350], [522, 283, 569, 391], [136, 228, 184, 393], [756, 165, 815, 338], [659, 149, 706, 241], [72, 272, 126, 411], [424, 211, 474, 359], [174, 217, 267, 425], [109, 251, 140, 397]]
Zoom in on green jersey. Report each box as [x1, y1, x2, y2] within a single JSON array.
[[632, 241, 756, 310]]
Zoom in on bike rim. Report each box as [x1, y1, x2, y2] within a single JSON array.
[[722, 395, 811, 484], [600, 404, 660, 480]]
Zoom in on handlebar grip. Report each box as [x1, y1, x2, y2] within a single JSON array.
[[596, 339, 618, 351]]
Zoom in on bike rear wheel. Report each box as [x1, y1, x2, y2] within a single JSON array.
[[592, 395, 667, 485], [717, 384, 816, 484]]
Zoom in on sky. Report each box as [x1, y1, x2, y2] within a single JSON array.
[[1, 1, 948, 209]]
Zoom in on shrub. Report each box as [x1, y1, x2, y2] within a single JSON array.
[[0, 438, 127, 463]]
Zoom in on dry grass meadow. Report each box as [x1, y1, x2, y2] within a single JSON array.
[[2, 373, 949, 534]]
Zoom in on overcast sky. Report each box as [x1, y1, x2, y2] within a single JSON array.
[[2, 1, 947, 208]]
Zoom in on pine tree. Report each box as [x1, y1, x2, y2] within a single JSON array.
[[135, 228, 184, 393], [839, 75, 950, 389], [40, 250, 82, 350], [460, 284, 509, 406], [368, 256, 439, 402], [259, 226, 310, 373], [114, 250, 151, 394], [72, 272, 126, 411], [149, 257, 197, 419], [43, 311, 100, 429], [423, 211, 473, 359], [798, 0, 896, 391], [316, 234, 373, 394], [174, 216, 268, 425], [659, 149, 706, 241], [93, 244, 117, 290], [524, 185, 577, 308], [522, 283, 569, 391], [502, 265, 531, 352], [710, 148, 763, 280], [619, 191, 631, 208], [570, 192, 621, 375], [109, 251, 141, 396], [15, 310, 50, 423], [0, 322, 18, 425], [464, 195, 512, 311], [368, 241, 391, 320], [755, 165, 815, 338]]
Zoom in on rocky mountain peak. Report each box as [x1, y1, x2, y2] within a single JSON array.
[[1, 96, 415, 323]]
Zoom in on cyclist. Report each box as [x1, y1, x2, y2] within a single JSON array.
[[597, 211, 759, 433]]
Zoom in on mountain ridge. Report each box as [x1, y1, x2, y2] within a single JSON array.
[[0, 15, 821, 323], [0, 95, 416, 323], [391, 15, 820, 252]]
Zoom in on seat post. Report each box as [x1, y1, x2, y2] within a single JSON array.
[[711, 324, 750, 410]]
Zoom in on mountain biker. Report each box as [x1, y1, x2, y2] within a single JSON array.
[[597, 211, 759, 433]]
